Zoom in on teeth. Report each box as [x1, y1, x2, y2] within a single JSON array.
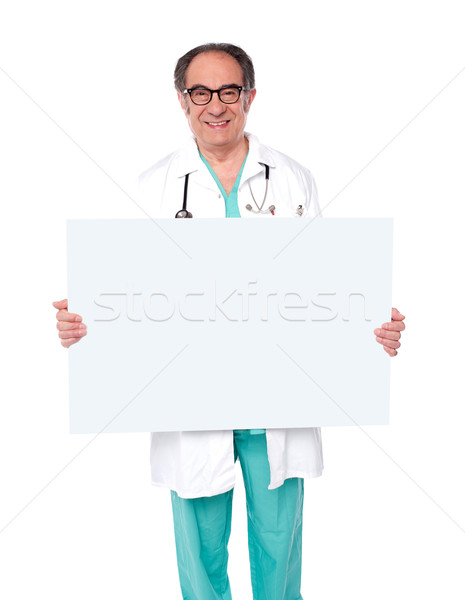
[[208, 121, 227, 125]]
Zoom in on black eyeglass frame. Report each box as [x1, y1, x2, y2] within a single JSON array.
[[183, 85, 245, 105]]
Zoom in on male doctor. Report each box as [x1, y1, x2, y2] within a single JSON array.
[[53, 43, 405, 600]]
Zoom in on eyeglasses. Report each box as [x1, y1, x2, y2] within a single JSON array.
[[183, 85, 244, 106]]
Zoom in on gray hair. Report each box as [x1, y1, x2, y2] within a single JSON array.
[[174, 43, 256, 93]]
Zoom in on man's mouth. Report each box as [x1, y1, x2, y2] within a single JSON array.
[[205, 120, 229, 127]]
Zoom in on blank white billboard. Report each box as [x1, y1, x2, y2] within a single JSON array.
[[67, 218, 392, 433]]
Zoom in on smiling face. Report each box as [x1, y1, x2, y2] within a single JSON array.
[[178, 51, 256, 157]]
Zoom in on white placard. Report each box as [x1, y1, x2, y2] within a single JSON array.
[[67, 218, 392, 433]]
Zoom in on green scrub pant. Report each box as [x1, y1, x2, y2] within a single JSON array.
[[170, 430, 304, 600]]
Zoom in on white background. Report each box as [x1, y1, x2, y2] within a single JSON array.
[[0, 1, 464, 598]]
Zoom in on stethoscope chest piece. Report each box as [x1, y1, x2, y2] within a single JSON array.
[[175, 209, 193, 218]]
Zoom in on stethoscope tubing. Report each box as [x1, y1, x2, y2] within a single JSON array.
[[175, 173, 193, 219]]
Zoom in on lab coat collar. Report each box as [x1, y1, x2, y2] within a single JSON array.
[[241, 133, 275, 184], [175, 136, 202, 178], [174, 132, 276, 184]]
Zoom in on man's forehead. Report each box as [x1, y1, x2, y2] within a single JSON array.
[[185, 51, 243, 85]]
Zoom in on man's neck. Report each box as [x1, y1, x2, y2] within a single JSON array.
[[196, 135, 249, 169]]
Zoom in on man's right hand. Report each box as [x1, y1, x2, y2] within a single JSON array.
[[53, 299, 87, 348]]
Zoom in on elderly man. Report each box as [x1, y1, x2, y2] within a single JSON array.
[[53, 43, 405, 600]]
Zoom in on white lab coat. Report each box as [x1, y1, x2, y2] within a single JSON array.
[[139, 133, 324, 499]]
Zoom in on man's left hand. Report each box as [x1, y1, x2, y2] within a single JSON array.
[[374, 307, 405, 357]]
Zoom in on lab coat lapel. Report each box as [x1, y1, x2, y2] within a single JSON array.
[[175, 137, 220, 193], [240, 133, 276, 185]]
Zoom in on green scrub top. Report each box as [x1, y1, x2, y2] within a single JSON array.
[[199, 151, 247, 218], [199, 151, 265, 436]]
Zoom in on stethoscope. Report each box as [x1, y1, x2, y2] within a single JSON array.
[[175, 164, 276, 218]]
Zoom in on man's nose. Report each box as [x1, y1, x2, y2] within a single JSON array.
[[207, 93, 227, 115]]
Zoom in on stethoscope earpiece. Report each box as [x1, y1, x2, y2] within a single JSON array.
[[245, 203, 275, 215]]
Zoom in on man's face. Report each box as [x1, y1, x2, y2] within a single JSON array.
[[178, 51, 256, 154]]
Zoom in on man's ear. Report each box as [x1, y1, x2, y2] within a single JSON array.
[[177, 91, 189, 115], [246, 89, 257, 112]]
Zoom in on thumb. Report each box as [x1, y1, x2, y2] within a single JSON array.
[[52, 298, 68, 310], [391, 307, 405, 320]]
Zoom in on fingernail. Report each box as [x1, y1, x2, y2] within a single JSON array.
[[75, 316, 82, 322], [374, 328, 380, 335]]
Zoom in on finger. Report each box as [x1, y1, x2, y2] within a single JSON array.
[[391, 307, 405, 321], [384, 346, 397, 357], [52, 299, 68, 309], [381, 321, 405, 332], [56, 309, 82, 323], [57, 321, 86, 331], [376, 336, 400, 349], [61, 337, 83, 348], [59, 329, 87, 340], [373, 328, 401, 341]]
